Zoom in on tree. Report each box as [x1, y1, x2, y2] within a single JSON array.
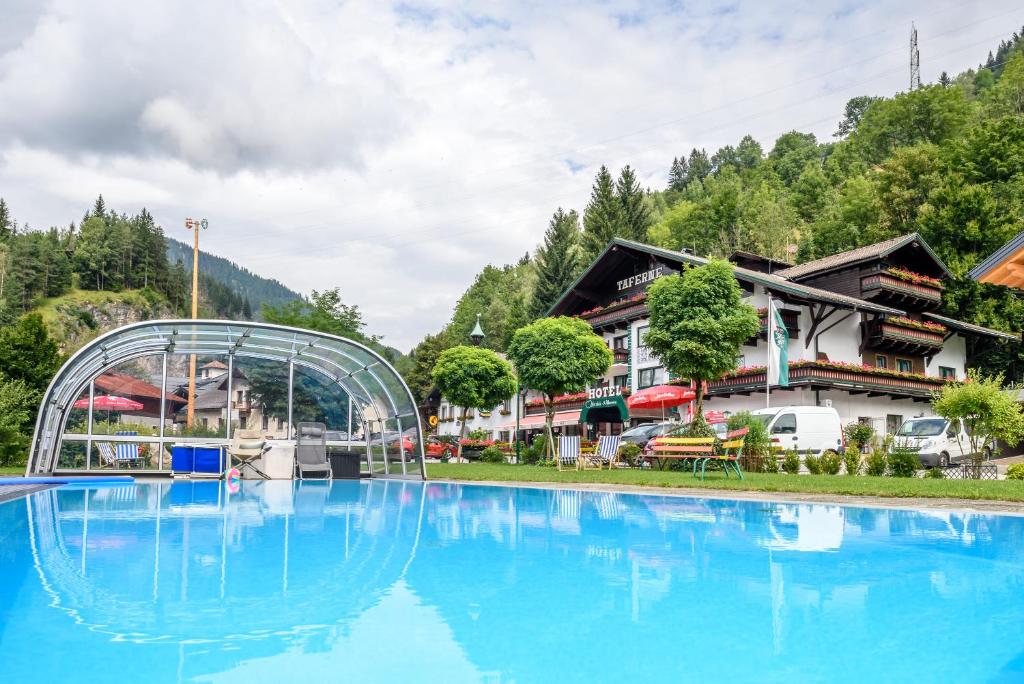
[[262, 288, 369, 341], [431, 345, 516, 461], [643, 261, 759, 417], [736, 135, 763, 169], [0, 313, 62, 395], [711, 145, 740, 173], [850, 85, 970, 163], [667, 156, 689, 191], [0, 199, 13, 241], [615, 165, 651, 243], [686, 148, 712, 182], [581, 166, 623, 262], [834, 96, 879, 138], [0, 373, 33, 467], [242, 298, 252, 319], [507, 317, 612, 461], [400, 331, 452, 406], [530, 208, 582, 319], [933, 370, 1024, 465], [768, 131, 820, 186], [984, 51, 1024, 117]]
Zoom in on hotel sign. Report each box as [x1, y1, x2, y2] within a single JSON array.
[[617, 266, 664, 292], [587, 385, 623, 400]]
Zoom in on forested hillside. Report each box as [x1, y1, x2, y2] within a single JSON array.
[[166, 238, 301, 316], [401, 30, 1024, 402]]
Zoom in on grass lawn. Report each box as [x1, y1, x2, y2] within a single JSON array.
[[427, 463, 1024, 502], [0, 467, 25, 476]]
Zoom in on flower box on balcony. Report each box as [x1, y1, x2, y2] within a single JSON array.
[[710, 359, 950, 397], [613, 348, 629, 363], [861, 271, 943, 305]]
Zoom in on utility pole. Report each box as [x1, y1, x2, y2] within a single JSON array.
[[185, 217, 208, 427], [910, 22, 921, 90]]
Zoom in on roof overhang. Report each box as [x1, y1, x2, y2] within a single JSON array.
[[969, 231, 1024, 289]]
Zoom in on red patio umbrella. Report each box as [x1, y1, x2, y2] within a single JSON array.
[[627, 385, 696, 421], [74, 395, 144, 411]]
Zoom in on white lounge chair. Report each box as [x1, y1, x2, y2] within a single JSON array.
[[583, 434, 621, 470], [557, 435, 580, 471]]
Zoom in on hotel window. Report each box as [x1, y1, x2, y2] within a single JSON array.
[[613, 374, 628, 388], [613, 335, 628, 349], [875, 355, 887, 369], [501, 398, 511, 413], [638, 367, 660, 389], [886, 414, 903, 435], [940, 366, 957, 380], [896, 358, 912, 373]]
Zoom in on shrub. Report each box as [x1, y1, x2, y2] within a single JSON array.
[[865, 449, 888, 476], [842, 447, 861, 476], [479, 445, 506, 464], [782, 449, 800, 474], [925, 467, 945, 479], [804, 451, 822, 475], [685, 413, 717, 439], [1006, 463, 1024, 480], [618, 442, 643, 468], [844, 421, 875, 451], [820, 449, 842, 475], [888, 447, 921, 477], [523, 435, 546, 465]]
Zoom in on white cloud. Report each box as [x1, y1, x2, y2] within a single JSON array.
[[0, 0, 1012, 349]]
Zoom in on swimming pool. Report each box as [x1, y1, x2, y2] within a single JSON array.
[[1, 480, 1022, 682]]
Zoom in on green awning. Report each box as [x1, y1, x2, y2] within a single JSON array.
[[579, 394, 628, 423]]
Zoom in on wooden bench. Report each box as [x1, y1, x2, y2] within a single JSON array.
[[646, 436, 715, 472], [696, 427, 748, 480]]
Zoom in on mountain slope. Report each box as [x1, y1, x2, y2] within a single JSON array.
[[166, 238, 302, 313]]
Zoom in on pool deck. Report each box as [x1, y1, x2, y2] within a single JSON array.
[[433, 477, 1024, 516], [0, 484, 55, 504]]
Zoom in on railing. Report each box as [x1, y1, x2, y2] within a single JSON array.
[[613, 348, 629, 363], [710, 362, 948, 396], [861, 273, 943, 302], [524, 398, 587, 416], [872, 320, 944, 348], [580, 303, 648, 327], [939, 463, 999, 480]]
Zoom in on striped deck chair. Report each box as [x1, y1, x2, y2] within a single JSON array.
[[115, 431, 143, 468], [557, 435, 581, 470], [697, 427, 748, 480], [583, 435, 621, 469], [647, 436, 715, 473]]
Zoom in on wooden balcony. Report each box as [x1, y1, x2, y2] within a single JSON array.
[[861, 273, 943, 309], [580, 300, 648, 331], [613, 348, 629, 364], [754, 308, 800, 341], [864, 319, 945, 353], [708, 361, 948, 400]]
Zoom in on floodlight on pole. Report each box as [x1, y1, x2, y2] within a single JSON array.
[[185, 216, 208, 427]]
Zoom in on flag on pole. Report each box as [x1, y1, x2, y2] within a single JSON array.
[[767, 299, 789, 387]]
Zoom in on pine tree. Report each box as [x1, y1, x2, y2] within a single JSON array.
[[530, 208, 583, 318], [581, 166, 623, 262], [242, 298, 253, 319], [616, 165, 651, 242], [736, 135, 763, 169], [92, 194, 107, 218], [0, 199, 12, 241], [687, 148, 712, 182], [668, 157, 689, 191]]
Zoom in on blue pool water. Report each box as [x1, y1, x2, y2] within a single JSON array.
[[1, 481, 1023, 682]]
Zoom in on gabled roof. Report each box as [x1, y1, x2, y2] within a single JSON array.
[[549, 238, 903, 317], [94, 372, 186, 403], [924, 313, 1020, 341], [968, 230, 1024, 287], [777, 233, 951, 280]]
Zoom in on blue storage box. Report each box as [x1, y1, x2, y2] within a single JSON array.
[[171, 445, 193, 472], [171, 445, 225, 475]]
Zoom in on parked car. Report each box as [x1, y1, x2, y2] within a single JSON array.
[[424, 436, 456, 459], [621, 421, 678, 446], [750, 406, 843, 455], [891, 417, 993, 467]]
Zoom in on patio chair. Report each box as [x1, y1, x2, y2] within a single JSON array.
[[647, 436, 715, 473], [557, 435, 581, 471], [296, 422, 332, 480], [228, 429, 271, 479], [115, 430, 143, 468], [583, 435, 621, 469], [697, 427, 748, 481]]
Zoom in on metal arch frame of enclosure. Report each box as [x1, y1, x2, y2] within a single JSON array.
[[27, 320, 425, 479]]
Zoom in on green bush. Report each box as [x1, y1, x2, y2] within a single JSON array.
[[925, 467, 945, 479], [888, 447, 921, 477], [843, 421, 875, 451], [781, 449, 800, 474], [804, 451, 822, 475], [685, 414, 717, 439], [819, 449, 842, 475], [865, 449, 888, 477], [1006, 463, 1024, 480], [479, 445, 506, 463], [726, 412, 772, 456], [522, 435, 546, 465], [842, 447, 861, 476], [618, 442, 643, 468]]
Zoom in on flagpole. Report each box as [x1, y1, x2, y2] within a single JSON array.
[[766, 295, 772, 408]]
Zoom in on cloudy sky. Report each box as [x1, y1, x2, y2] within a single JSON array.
[[0, 1, 1018, 350]]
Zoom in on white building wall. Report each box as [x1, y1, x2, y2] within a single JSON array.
[[926, 334, 966, 379], [436, 398, 519, 441], [813, 311, 863, 363]]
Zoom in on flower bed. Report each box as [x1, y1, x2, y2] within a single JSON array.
[[460, 438, 496, 449], [888, 316, 946, 333], [886, 267, 942, 288]]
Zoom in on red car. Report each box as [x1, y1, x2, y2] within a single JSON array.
[[425, 437, 455, 459]]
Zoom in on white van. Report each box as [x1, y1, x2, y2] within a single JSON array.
[[891, 417, 993, 467], [750, 406, 844, 455]]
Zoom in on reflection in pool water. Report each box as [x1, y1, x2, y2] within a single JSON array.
[[1, 481, 1023, 682]]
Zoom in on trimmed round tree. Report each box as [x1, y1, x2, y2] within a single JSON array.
[[644, 259, 760, 420], [432, 345, 517, 462], [507, 317, 613, 462], [932, 370, 1024, 465]]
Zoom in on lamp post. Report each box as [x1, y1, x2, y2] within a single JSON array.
[[185, 217, 208, 428], [470, 313, 485, 346]]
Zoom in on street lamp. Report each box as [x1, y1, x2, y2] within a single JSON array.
[[470, 313, 485, 346]]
